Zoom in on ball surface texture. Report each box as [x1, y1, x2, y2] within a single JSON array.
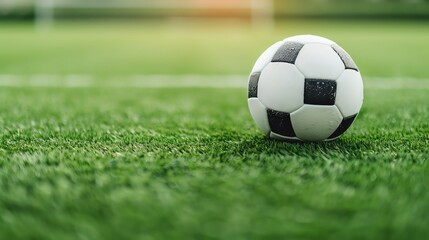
[[248, 35, 363, 142]]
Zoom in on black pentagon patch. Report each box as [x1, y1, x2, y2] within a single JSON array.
[[304, 79, 337, 105], [267, 109, 296, 137], [248, 72, 260, 98], [272, 42, 304, 64], [332, 45, 358, 71], [328, 114, 358, 139]]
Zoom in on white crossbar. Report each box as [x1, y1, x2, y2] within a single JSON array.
[[35, 0, 274, 30]]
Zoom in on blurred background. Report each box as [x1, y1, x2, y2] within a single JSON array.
[[0, 0, 428, 85], [1, 0, 429, 20]]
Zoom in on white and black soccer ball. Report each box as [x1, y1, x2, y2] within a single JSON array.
[[248, 35, 363, 142]]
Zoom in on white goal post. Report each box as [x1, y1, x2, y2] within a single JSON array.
[[35, 0, 274, 30]]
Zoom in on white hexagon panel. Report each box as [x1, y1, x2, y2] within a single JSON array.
[[284, 35, 336, 46], [258, 63, 305, 113], [335, 70, 364, 118], [290, 105, 343, 141], [251, 41, 284, 73], [295, 43, 345, 80], [248, 98, 270, 135]]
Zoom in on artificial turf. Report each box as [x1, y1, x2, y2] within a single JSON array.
[[0, 20, 428, 239]]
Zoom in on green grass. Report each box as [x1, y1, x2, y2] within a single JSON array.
[[0, 20, 428, 78], [0, 86, 428, 239], [0, 20, 428, 239]]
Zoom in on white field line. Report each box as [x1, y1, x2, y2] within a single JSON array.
[[0, 74, 428, 90]]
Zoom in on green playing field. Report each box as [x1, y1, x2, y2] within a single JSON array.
[[0, 20, 428, 239]]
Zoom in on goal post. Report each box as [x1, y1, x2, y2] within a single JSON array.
[[35, 0, 54, 31], [251, 0, 274, 27]]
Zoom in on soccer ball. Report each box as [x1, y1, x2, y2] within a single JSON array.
[[248, 35, 363, 142]]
